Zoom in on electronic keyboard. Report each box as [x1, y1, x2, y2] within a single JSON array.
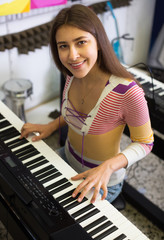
[[0, 100, 149, 240], [126, 66, 164, 111]]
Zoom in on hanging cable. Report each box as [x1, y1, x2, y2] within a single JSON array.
[[106, 1, 124, 63]]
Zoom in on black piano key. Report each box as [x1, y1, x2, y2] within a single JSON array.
[[6, 138, 28, 148], [0, 119, 11, 128], [156, 95, 164, 104], [59, 197, 76, 207], [13, 144, 36, 155], [0, 126, 18, 136], [46, 178, 68, 191], [39, 171, 62, 184], [65, 197, 88, 211], [72, 203, 95, 219], [154, 88, 163, 94], [50, 182, 72, 195], [146, 91, 154, 99], [32, 164, 54, 177], [142, 84, 154, 94], [36, 168, 58, 181], [0, 130, 20, 141], [55, 188, 76, 202], [59, 194, 81, 207], [136, 77, 143, 82], [76, 208, 100, 224], [89, 220, 113, 237], [27, 159, 48, 171], [141, 81, 152, 87], [19, 150, 40, 161], [24, 156, 46, 167], [113, 234, 127, 240], [94, 225, 118, 240], [83, 216, 108, 232], [0, 113, 5, 120], [160, 95, 164, 100]]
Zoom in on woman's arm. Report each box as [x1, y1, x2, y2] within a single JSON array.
[[71, 153, 128, 203], [20, 115, 67, 141]]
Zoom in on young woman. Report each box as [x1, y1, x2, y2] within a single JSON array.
[[20, 4, 154, 204]]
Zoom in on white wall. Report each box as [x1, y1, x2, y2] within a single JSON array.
[[0, 0, 156, 111], [101, 0, 156, 65]]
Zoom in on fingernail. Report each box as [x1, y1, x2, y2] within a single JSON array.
[[72, 193, 75, 198], [78, 198, 81, 202]]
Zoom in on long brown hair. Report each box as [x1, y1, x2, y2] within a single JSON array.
[[50, 4, 135, 80]]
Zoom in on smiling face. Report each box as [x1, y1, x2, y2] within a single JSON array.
[[56, 25, 99, 79]]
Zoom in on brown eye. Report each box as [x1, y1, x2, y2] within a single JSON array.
[[78, 40, 86, 45], [59, 44, 68, 49]]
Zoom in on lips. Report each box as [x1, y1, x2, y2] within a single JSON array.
[[69, 60, 85, 69]]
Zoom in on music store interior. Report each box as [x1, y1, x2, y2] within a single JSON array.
[[0, 0, 164, 240]]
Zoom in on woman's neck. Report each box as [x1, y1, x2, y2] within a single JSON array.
[[75, 66, 110, 88]]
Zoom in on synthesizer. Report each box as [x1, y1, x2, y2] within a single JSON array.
[[0, 100, 149, 240]]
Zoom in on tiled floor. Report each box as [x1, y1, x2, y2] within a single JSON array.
[[0, 98, 164, 240]]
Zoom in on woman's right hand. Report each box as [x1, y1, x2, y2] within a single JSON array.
[[20, 121, 56, 142]]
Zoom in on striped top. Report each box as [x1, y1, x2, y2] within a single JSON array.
[[61, 75, 154, 186]]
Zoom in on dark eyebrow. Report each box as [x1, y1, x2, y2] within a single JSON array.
[[57, 36, 88, 45]]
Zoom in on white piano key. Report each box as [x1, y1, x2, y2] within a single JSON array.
[[117, 221, 143, 239], [4, 136, 22, 144], [80, 212, 108, 230], [78, 211, 111, 236], [43, 174, 64, 188], [73, 203, 98, 220], [159, 91, 164, 96], [68, 199, 94, 216], [93, 199, 119, 217], [91, 224, 118, 239], [135, 234, 149, 240], [74, 205, 100, 223], [30, 162, 52, 173], [87, 219, 110, 234], [138, 79, 149, 85], [10, 142, 31, 152], [38, 170, 61, 182], [149, 85, 161, 91], [21, 153, 44, 164], [102, 230, 127, 240], [92, 223, 124, 240], [52, 185, 75, 199]]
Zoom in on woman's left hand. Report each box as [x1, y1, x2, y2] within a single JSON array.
[[71, 161, 113, 203]]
